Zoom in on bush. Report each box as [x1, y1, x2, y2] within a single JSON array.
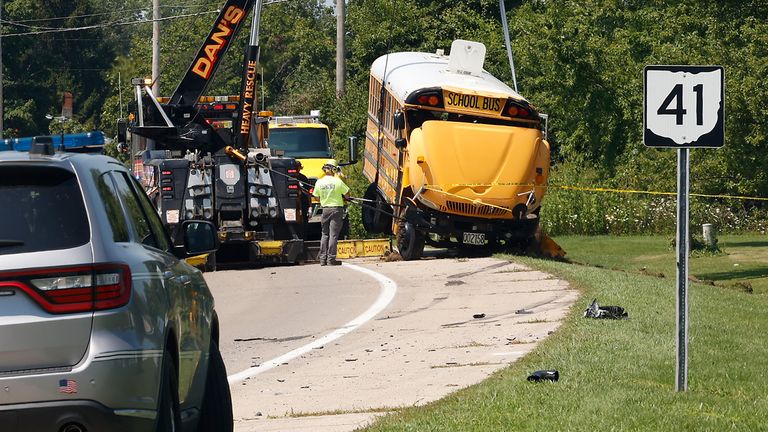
[[540, 162, 768, 236]]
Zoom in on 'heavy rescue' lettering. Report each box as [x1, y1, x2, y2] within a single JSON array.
[[192, 6, 245, 80], [240, 61, 258, 135]]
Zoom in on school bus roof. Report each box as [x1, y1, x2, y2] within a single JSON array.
[[370, 51, 526, 104]]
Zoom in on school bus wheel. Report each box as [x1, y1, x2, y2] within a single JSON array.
[[396, 219, 425, 261]]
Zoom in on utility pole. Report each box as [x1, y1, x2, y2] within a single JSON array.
[[152, 0, 161, 96], [499, 0, 518, 93], [335, 0, 345, 98], [1, 0, 5, 139], [149, 0, 160, 151]]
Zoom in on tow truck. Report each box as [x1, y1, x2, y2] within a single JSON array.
[[120, 0, 306, 269]]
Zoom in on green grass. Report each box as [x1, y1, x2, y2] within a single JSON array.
[[362, 235, 768, 431], [557, 234, 768, 294]]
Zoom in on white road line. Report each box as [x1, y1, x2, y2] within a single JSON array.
[[227, 262, 398, 384]]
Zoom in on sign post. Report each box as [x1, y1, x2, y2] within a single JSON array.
[[675, 147, 689, 391], [643, 65, 724, 392]]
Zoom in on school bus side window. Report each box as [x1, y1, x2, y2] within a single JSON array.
[[368, 76, 382, 118], [368, 76, 376, 114]]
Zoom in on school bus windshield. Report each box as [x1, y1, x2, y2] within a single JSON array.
[[268, 128, 332, 158], [405, 109, 532, 133]]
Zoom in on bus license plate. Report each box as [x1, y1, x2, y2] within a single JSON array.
[[462, 232, 485, 246]]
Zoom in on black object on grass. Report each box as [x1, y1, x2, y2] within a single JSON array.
[[527, 370, 559, 382], [584, 298, 628, 319]]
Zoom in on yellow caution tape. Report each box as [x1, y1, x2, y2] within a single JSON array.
[[557, 185, 768, 201]]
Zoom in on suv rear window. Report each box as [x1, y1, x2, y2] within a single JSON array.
[[0, 165, 90, 255]]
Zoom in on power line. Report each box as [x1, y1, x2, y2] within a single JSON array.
[[0, 0, 290, 37], [0, 10, 219, 38], [2, 1, 216, 24]]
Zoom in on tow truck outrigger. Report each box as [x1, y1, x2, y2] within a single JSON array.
[[121, 0, 306, 269]]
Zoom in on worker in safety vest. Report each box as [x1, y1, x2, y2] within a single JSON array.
[[312, 159, 350, 266]]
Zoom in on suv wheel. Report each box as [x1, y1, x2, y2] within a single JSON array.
[[156, 350, 181, 432], [198, 340, 233, 431]]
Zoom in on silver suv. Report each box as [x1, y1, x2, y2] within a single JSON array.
[[0, 143, 232, 432]]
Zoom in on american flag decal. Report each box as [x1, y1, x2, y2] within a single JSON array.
[[58, 379, 77, 394]]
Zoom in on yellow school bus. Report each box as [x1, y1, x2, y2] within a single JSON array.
[[362, 39, 561, 260]]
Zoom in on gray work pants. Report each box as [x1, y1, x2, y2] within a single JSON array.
[[319, 207, 344, 263]]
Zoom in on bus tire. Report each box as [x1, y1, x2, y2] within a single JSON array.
[[397, 220, 425, 260]]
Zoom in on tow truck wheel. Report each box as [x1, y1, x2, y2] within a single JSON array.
[[396, 220, 425, 261], [204, 252, 217, 272], [340, 216, 351, 240]]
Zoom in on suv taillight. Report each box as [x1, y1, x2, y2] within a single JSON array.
[[0, 264, 131, 314]]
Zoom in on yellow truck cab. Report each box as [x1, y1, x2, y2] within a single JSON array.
[[267, 112, 355, 239], [268, 111, 332, 180]]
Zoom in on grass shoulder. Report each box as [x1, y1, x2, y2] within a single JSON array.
[[363, 235, 768, 431]]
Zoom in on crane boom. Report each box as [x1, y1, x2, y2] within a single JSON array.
[[170, 0, 254, 106], [234, 0, 263, 150]]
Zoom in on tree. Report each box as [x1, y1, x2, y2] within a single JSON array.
[[3, 0, 126, 135]]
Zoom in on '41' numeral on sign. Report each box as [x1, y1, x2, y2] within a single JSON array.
[[657, 84, 704, 126], [644, 65, 723, 148]]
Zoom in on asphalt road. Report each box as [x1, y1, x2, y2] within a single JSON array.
[[204, 254, 578, 432]]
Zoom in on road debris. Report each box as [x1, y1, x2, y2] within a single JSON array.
[[584, 298, 628, 319], [527, 370, 559, 382]]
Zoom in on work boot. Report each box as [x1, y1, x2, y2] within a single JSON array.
[[320, 261, 327, 266], [329, 260, 342, 266]]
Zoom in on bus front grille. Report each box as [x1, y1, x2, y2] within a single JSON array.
[[443, 201, 510, 217]]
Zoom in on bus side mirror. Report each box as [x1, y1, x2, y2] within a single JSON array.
[[393, 111, 405, 131], [340, 136, 358, 167], [395, 138, 407, 149], [348, 136, 358, 164], [540, 113, 549, 140]]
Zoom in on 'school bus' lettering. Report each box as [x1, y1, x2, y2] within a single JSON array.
[[444, 91, 503, 115]]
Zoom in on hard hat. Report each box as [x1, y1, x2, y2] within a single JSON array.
[[322, 159, 338, 171]]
